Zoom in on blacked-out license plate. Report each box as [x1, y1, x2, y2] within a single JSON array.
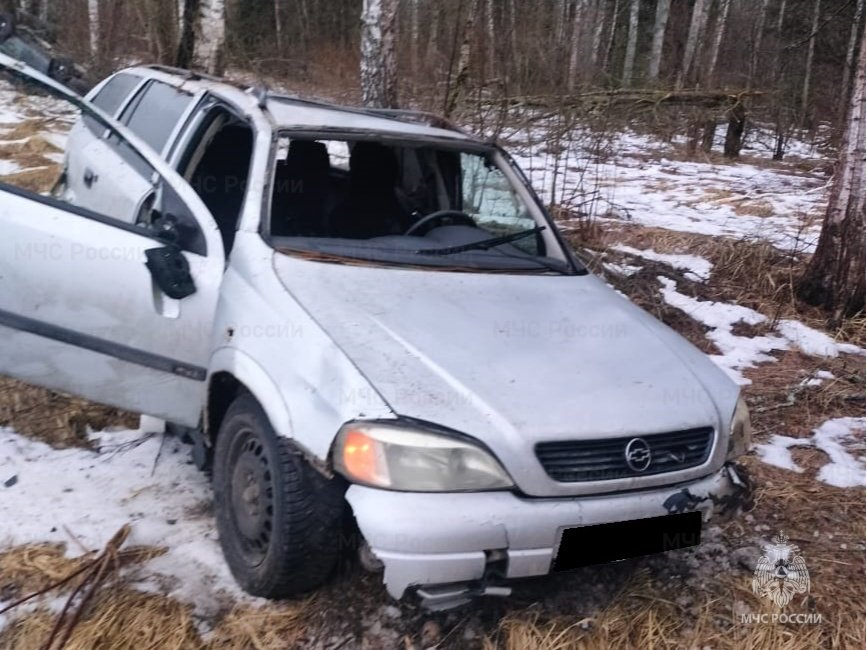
[[552, 511, 702, 572]]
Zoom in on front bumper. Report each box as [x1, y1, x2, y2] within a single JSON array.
[[346, 462, 751, 600]]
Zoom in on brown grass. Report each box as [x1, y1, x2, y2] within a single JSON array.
[[0, 166, 61, 194], [0, 377, 138, 448]]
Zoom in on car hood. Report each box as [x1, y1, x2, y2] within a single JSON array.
[[272, 254, 740, 495]]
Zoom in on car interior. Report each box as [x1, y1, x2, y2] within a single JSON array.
[[269, 138, 532, 243], [179, 107, 254, 255]]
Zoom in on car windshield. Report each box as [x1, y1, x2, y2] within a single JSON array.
[[267, 136, 576, 274]]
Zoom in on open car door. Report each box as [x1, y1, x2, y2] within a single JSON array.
[[0, 55, 224, 427]]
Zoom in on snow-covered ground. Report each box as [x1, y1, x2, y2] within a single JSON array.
[[504, 121, 829, 254], [0, 427, 251, 623]]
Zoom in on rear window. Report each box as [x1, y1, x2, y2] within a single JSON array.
[[91, 72, 141, 116], [121, 80, 193, 154]]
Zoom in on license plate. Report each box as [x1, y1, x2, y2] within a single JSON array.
[[552, 511, 702, 572]]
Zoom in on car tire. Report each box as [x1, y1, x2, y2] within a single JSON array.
[[48, 56, 73, 84], [0, 13, 14, 43], [213, 392, 347, 598]]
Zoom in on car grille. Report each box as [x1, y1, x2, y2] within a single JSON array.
[[535, 427, 714, 483]]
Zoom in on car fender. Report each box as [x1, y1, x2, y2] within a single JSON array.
[[208, 345, 293, 440]]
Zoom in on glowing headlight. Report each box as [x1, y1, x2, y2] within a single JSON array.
[[727, 396, 752, 460], [334, 422, 514, 492]]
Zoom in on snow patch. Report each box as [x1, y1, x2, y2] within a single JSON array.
[[613, 245, 712, 281], [755, 417, 865, 488], [0, 428, 258, 624]]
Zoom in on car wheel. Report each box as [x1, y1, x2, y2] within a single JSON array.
[[0, 13, 14, 43], [213, 392, 347, 598], [48, 57, 73, 84]]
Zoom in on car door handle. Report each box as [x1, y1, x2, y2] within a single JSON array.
[[83, 168, 97, 188]]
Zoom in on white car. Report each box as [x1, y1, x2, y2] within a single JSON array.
[[0, 55, 752, 609]]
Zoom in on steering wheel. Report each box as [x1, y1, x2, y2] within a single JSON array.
[[405, 209, 476, 237]]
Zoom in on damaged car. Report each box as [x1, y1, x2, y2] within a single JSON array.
[[0, 54, 752, 610]]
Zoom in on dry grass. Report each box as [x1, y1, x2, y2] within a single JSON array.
[[0, 377, 138, 448], [0, 166, 61, 194]]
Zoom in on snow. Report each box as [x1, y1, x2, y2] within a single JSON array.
[[0, 427, 255, 625], [813, 417, 867, 488], [658, 277, 864, 384], [755, 435, 808, 472], [506, 121, 829, 254], [612, 244, 712, 281], [755, 417, 866, 488]]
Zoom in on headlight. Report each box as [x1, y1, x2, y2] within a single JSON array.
[[333, 422, 514, 491], [727, 396, 752, 460]]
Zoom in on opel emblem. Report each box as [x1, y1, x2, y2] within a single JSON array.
[[624, 438, 652, 472]]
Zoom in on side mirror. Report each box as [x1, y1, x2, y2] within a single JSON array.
[[144, 246, 197, 300]]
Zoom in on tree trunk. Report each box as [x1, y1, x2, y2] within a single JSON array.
[[589, 0, 606, 70], [274, 0, 284, 57], [410, 0, 419, 78], [677, 0, 709, 89], [647, 0, 671, 82], [176, 0, 197, 69], [360, 0, 399, 108], [486, 0, 495, 79], [798, 35, 866, 318], [567, 0, 588, 91], [706, 0, 730, 84], [800, 0, 821, 123], [445, 0, 479, 117], [747, 0, 770, 89], [190, 0, 225, 74], [601, 0, 621, 76], [837, 0, 864, 124], [621, 0, 639, 86], [87, 0, 99, 60], [724, 99, 746, 158]]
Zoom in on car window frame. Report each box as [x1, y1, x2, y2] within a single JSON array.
[[0, 57, 217, 258], [118, 78, 201, 160]]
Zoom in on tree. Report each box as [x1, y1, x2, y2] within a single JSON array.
[[800, 0, 821, 122], [677, 0, 709, 89], [622, 0, 639, 85], [706, 0, 730, 84], [837, 0, 864, 123], [360, 0, 399, 108], [444, 0, 479, 117], [647, 0, 671, 82], [798, 35, 865, 318], [192, 0, 225, 74], [87, 0, 99, 59]]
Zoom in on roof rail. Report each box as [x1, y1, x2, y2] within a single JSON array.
[[267, 93, 470, 136], [143, 64, 251, 92]]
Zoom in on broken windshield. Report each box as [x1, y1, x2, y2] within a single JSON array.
[[267, 135, 578, 274]]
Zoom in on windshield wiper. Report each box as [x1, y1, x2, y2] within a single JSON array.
[[415, 226, 546, 256]]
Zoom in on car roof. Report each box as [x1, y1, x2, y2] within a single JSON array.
[[121, 65, 477, 143]]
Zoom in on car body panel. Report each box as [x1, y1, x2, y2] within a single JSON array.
[[0, 54, 225, 425], [271, 252, 739, 496]]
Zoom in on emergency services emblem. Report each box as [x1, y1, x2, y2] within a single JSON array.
[[752, 532, 810, 608]]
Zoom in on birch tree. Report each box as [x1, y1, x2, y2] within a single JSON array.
[[706, 0, 730, 84], [360, 0, 399, 108], [747, 0, 770, 89], [622, 0, 639, 86], [800, 0, 821, 121], [445, 0, 479, 117], [567, 0, 588, 91], [87, 0, 99, 60], [836, 0, 863, 122], [192, 0, 226, 75], [647, 0, 671, 82], [798, 35, 865, 317], [677, 0, 709, 89]]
